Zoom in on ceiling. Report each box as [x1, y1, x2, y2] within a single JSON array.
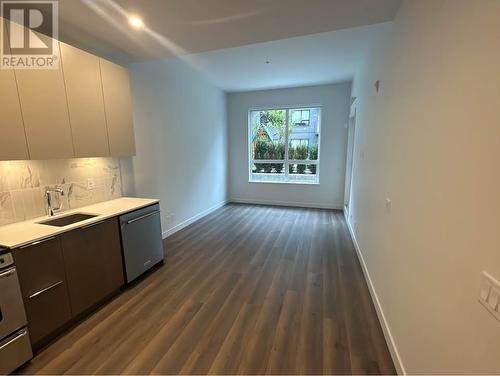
[[54, 0, 402, 64], [182, 22, 392, 92]]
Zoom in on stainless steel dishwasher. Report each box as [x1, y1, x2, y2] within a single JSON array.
[[119, 204, 165, 283]]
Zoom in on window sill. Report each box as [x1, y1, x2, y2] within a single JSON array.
[[248, 180, 320, 186]]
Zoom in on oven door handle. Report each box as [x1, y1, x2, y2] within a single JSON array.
[[0, 268, 15, 279], [0, 330, 28, 351]]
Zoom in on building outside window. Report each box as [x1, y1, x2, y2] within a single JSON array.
[[291, 109, 310, 126]]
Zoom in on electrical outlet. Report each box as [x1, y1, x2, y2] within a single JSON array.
[[87, 178, 96, 190], [479, 271, 500, 322], [385, 198, 392, 213]]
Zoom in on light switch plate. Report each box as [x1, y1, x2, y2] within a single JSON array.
[[479, 271, 500, 322]]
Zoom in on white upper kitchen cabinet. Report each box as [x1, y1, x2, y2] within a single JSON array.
[[0, 18, 136, 160], [0, 18, 29, 160], [60, 42, 110, 157], [14, 34, 75, 160], [100, 58, 136, 156]]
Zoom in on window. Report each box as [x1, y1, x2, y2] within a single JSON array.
[[249, 107, 321, 184]]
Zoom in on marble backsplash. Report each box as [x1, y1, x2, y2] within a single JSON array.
[[0, 158, 122, 226]]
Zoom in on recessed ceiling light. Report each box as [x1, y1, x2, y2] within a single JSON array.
[[129, 16, 144, 29]]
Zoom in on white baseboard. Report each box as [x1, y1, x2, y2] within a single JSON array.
[[162, 200, 227, 239], [344, 212, 406, 375], [230, 197, 343, 210]]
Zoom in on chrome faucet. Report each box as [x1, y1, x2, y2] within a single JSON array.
[[45, 188, 65, 216]]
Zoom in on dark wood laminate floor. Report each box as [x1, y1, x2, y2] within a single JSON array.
[[19, 204, 396, 375]]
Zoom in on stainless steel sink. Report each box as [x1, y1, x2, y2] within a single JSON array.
[[38, 213, 98, 227]]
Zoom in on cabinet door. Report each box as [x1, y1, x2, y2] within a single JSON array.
[[60, 42, 110, 157], [61, 219, 124, 316], [13, 237, 72, 346], [15, 35, 74, 159], [100, 58, 136, 156], [0, 18, 29, 160]]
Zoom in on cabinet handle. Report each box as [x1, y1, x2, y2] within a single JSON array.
[[29, 280, 63, 299], [126, 211, 160, 224], [0, 329, 28, 351], [20, 237, 56, 249], [81, 220, 106, 229]]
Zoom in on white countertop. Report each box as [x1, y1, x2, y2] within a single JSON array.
[[0, 197, 160, 249]]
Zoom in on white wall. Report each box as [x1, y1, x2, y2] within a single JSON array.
[[349, 0, 500, 373], [228, 84, 351, 209], [122, 59, 227, 236]]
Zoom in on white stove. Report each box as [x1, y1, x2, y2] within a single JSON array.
[[0, 249, 33, 374]]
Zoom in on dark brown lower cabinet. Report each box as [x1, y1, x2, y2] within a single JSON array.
[[13, 237, 72, 346], [61, 218, 124, 316], [13, 217, 126, 349]]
